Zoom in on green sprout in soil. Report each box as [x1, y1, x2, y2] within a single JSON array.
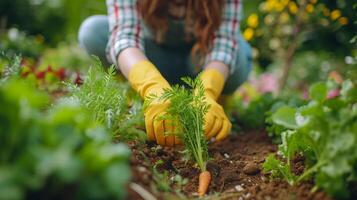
[[146, 76, 211, 196]]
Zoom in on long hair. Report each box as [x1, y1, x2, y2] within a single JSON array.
[[139, 0, 224, 62]]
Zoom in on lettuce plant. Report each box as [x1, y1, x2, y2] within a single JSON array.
[[263, 73, 357, 199]]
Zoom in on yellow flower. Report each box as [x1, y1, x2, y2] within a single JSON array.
[[288, 2, 298, 14], [275, 2, 285, 12], [266, 0, 277, 12], [281, 0, 289, 6], [243, 28, 254, 41], [306, 4, 314, 13], [279, 12, 290, 24], [330, 9, 341, 20], [322, 7, 330, 16], [247, 14, 259, 28], [338, 17, 348, 25]]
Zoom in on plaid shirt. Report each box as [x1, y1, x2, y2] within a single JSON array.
[[106, 0, 242, 72]]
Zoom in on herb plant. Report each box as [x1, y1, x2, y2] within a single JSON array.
[[66, 57, 145, 141]]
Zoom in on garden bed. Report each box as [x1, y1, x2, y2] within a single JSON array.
[[128, 130, 332, 200]]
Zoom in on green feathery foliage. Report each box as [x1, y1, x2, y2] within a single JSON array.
[[66, 57, 145, 141], [147, 76, 210, 171]]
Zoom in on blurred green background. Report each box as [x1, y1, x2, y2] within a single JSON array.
[[0, 0, 106, 44], [0, 0, 356, 92], [1, 0, 354, 47]]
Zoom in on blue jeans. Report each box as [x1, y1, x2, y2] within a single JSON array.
[[78, 15, 252, 94]]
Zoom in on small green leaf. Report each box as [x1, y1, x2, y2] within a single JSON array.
[[309, 82, 327, 102], [262, 154, 297, 185], [272, 106, 298, 129]]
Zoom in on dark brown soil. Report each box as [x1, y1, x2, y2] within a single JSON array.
[[127, 131, 333, 200]]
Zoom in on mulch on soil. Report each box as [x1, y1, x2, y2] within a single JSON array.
[[128, 131, 333, 200]]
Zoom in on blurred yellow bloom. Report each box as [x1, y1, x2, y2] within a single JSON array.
[[275, 3, 285, 12], [243, 28, 254, 41], [234, 83, 260, 102], [338, 17, 348, 25], [264, 15, 275, 25], [310, 0, 318, 4], [247, 14, 259, 28], [281, 0, 289, 6], [330, 9, 341, 20], [306, 4, 314, 13], [322, 7, 330, 16], [266, 0, 277, 12], [279, 12, 290, 24], [288, 2, 298, 14]]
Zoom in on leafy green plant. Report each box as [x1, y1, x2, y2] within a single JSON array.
[[265, 96, 306, 143], [227, 90, 305, 135], [0, 78, 131, 199], [263, 74, 357, 199], [156, 77, 209, 172], [66, 57, 146, 142], [146, 76, 211, 196], [229, 93, 277, 130]]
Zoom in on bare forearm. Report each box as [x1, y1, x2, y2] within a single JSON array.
[[204, 61, 229, 81], [117, 47, 148, 78]]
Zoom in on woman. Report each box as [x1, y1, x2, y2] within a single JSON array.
[[78, 0, 252, 146]]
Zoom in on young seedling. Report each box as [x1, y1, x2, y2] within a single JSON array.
[[146, 76, 211, 197]]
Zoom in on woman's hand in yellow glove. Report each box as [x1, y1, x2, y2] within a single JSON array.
[[204, 97, 232, 141], [200, 68, 232, 141], [128, 60, 179, 146], [144, 99, 179, 146]]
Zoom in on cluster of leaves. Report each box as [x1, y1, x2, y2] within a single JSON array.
[[263, 70, 357, 199], [66, 58, 146, 142], [284, 51, 353, 91], [150, 77, 210, 172], [265, 95, 306, 143], [228, 93, 277, 130], [0, 28, 44, 59], [1, 0, 106, 44], [0, 77, 131, 199], [228, 91, 305, 134]]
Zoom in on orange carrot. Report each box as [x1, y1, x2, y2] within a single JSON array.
[[198, 170, 211, 197]]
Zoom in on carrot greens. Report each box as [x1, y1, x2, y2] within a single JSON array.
[[147, 76, 210, 172]]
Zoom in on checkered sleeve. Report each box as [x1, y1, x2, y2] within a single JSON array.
[[106, 0, 143, 65], [205, 0, 242, 74]]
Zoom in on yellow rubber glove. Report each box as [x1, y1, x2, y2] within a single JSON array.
[[128, 60, 179, 146], [200, 68, 232, 141]]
